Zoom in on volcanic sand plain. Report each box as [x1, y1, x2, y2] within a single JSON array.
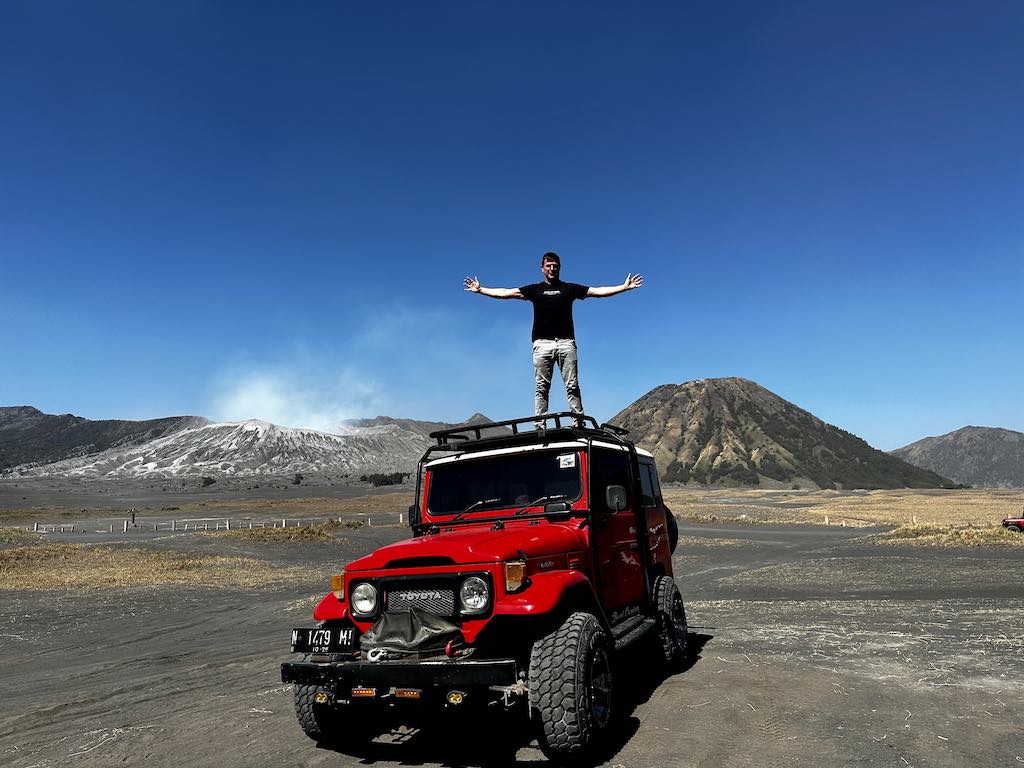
[[0, 482, 1022, 767]]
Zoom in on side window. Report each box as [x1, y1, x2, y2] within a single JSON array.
[[591, 448, 631, 513], [648, 462, 662, 504], [639, 462, 656, 508]]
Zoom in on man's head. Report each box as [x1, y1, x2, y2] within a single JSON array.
[[540, 251, 560, 283]]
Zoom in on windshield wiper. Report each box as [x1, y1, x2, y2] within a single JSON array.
[[454, 497, 502, 520], [514, 494, 569, 515]]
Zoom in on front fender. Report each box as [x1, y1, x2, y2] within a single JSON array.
[[312, 592, 347, 621], [495, 570, 602, 621]]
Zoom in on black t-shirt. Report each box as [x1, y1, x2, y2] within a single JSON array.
[[519, 281, 590, 341]]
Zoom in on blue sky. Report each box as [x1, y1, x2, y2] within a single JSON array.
[[1, 1, 1021, 450]]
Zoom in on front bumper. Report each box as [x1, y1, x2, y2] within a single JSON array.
[[281, 658, 518, 689]]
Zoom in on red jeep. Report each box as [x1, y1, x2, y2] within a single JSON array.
[[1002, 512, 1023, 532], [281, 413, 685, 760]]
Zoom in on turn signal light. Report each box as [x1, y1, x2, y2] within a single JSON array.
[[351, 687, 376, 698], [395, 688, 422, 700], [331, 572, 345, 600], [504, 560, 527, 592]]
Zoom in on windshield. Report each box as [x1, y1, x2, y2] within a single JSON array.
[[427, 450, 583, 517]]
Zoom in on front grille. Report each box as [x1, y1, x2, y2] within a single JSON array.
[[386, 587, 456, 616]]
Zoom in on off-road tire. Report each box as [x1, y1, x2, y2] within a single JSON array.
[[294, 684, 344, 744], [529, 612, 613, 761], [653, 575, 688, 667], [1008, 524, 1022, 533]]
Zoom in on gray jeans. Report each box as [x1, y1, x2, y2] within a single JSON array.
[[532, 338, 583, 423]]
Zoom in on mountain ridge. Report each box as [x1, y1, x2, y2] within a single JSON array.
[[2, 409, 500, 479], [0, 406, 207, 471], [608, 377, 954, 490], [891, 425, 1024, 488]]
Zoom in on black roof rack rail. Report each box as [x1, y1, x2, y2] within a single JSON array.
[[428, 412, 627, 448]]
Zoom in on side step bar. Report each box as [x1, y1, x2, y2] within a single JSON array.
[[611, 616, 657, 651]]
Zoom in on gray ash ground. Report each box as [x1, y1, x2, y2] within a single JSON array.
[[0, 487, 1021, 767]]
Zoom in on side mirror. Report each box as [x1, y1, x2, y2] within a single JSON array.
[[605, 485, 627, 512]]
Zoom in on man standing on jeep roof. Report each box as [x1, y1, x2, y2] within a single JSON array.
[[464, 251, 643, 426]]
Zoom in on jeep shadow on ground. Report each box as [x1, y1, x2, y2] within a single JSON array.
[[314, 630, 712, 767]]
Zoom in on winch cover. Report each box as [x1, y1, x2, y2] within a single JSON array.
[[360, 608, 462, 655]]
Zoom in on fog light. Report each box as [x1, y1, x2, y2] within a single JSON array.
[[446, 690, 465, 705], [314, 690, 329, 704]]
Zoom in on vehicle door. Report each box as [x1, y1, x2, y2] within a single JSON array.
[[639, 459, 673, 573], [590, 446, 645, 621]]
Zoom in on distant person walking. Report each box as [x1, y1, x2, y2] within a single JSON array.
[[464, 252, 643, 426]]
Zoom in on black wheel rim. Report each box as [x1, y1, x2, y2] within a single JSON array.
[[589, 646, 612, 728], [671, 593, 686, 643]]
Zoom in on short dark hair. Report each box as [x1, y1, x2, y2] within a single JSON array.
[[541, 251, 560, 265]]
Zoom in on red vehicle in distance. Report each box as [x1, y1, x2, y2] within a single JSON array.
[[1002, 512, 1024, 533], [281, 412, 685, 761]]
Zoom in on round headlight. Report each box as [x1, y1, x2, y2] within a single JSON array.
[[351, 583, 378, 615], [459, 576, 489, 613]]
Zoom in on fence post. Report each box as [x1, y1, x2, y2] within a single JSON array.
[[171, 520, 176, 532], [33, 522, 38, 532], [281, 518, 286, 529], [249, 521, 253, 529], [123, 520, 129, 533], [226, 519, 230, 531]]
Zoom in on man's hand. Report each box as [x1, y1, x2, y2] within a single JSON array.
[[624, 273, 644, 290], [464, 276, 481, 293], [586, 273, 645, 298]]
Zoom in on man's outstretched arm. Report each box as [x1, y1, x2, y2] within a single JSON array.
[[586, 273, 644, 298], [464, 277, 524, 299]]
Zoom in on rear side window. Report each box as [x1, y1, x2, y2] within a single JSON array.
[[639, 462, 657, 508]]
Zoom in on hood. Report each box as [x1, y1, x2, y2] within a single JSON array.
[[348, 521, 585, 571]]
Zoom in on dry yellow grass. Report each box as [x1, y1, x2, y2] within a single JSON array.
[[0, 527, 42, 546], [664, 488, 1023, 528], [675, 535, 749, 548], [208, 518, 360, 544], [0, 543, 317, 590], [873, 523, 1024, 548]]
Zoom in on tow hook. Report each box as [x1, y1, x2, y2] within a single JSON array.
[[489, 677, 528, 708]]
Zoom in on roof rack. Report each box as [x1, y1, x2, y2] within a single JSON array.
[[428, 412, 629, 450]]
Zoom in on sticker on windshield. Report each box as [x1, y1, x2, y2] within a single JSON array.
[[558, 453, 576, 469]]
